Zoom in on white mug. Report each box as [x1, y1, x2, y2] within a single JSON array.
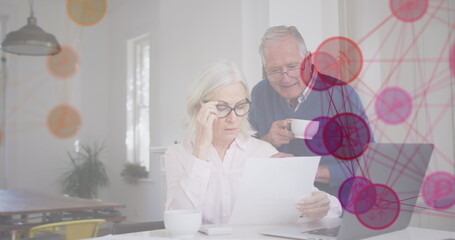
[[164, 209, 202, 238], [290, 119, 320, 139]]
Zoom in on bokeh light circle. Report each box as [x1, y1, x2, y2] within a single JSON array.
[[47, 104, 82, 139], [305, 116, 331, 156], [338, 176, 373, 214], [314, 36, 363, 86], [375, 87, 413, 125], [323, 113, 371, 160], [422, 171, 455, 210], [47, 46, 79, 79], [390, 0, 428, 23], [355, 184, 400, 230]]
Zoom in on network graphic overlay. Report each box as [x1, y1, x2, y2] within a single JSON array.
[[300, 0, 455, 230]]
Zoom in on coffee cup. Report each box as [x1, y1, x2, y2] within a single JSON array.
[[164, 209, 202, 238], [290, 119, 320, 139]]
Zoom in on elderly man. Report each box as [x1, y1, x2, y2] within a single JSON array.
[[249, 26, 374, 197]]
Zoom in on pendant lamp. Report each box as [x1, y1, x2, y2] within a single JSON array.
[[1, 1, 61, 56]]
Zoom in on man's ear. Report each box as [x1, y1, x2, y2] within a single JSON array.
[[262, 65, 267, 79]]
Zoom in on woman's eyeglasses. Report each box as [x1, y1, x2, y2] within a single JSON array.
[[215, 99, 251, 118]]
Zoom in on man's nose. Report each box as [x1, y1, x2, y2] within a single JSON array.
[[281, 72, 293, 82]]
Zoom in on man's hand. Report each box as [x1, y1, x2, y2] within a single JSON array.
[[260, 119, 294, 148], [315, 165, 330, 184], [296, 191, 330, 220]]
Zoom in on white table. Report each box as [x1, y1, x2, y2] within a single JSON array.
[[94, 224, 455, 240]]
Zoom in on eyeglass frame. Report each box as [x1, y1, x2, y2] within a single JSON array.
[[265, 52, 312, 82], [215, 98, 251, 118]]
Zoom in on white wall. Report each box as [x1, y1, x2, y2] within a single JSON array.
[[269, 0, 339, 53], [0, 0, 110, 196], [241, 0, 269, 89]]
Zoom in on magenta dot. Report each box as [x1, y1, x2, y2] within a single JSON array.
[[422, 171, 455, 210], [450, 42, 455, 78], [375, 87, 413, 125], [314, 51, 341, 83], [323, 113, 371, 161], [300, 54, 332, 92], [390, 0, 428, 22], [305, 116, 331, 156], [338, 176, 373, 214], [355, 184, 400, 230]]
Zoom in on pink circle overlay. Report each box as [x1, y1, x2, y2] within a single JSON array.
[[314, 36, 363, 86], [389, 0, 428, 23], [421, 171, 455, 210], [47, 45, 79, 79], [301, 53, 333, 92], [355, 184, 401, 230], [323, 113, 371, 161], [299, 53, 313, 87], [305, 116, 331, 156], [375, 87, 413, 125], [338, 176, 373, 214], [47, 104, 82, 139], [450, 42, 455, 78]]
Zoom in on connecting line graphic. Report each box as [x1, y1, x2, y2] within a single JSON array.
[[310, 0, 455, 225]]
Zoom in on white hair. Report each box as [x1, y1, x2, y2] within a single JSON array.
[[259, 25, 308, 66], [186, 59, 255, 141]]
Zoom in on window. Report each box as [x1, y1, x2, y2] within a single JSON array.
[[126, 34, 150, 171]]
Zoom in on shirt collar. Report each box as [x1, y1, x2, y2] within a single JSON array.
[[232, 135, 248, 151], [286, 65, 317, 111]]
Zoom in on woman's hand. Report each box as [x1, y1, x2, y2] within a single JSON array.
[[192, 101, 218, 161], [296, 191, 330, 220]]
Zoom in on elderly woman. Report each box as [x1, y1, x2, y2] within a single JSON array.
[[164, 60, 341, 224]]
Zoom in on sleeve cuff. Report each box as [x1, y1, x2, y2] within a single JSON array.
[[179, 156, 213, 205], [189, 155, 213, 178]]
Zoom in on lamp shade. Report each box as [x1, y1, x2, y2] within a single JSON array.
[[1, 16, 61, 56]]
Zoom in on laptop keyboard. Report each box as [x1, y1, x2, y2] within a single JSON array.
[[302, 225, 341, 237]]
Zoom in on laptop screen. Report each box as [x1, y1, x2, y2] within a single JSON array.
[[336, 143, 434, 240]]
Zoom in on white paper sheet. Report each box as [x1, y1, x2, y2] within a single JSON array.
[[88, 234, 168, 240], [229, 156, 321, 225]]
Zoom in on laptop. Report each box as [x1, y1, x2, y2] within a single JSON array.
[[260, 143, 434, 240]]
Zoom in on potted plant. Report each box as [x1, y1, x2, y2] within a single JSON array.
[[61, 141, 109, 199], [120, 162, 149, 185]]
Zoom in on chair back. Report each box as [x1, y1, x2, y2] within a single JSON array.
[[29, 219, 106, 240], [112, 221, 164, 234]]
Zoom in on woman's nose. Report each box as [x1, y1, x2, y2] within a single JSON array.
[[225, 110, 238, 122]]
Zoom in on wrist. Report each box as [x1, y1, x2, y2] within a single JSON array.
[[192, 144, 209, 161], [316, 166, 330, 184]]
